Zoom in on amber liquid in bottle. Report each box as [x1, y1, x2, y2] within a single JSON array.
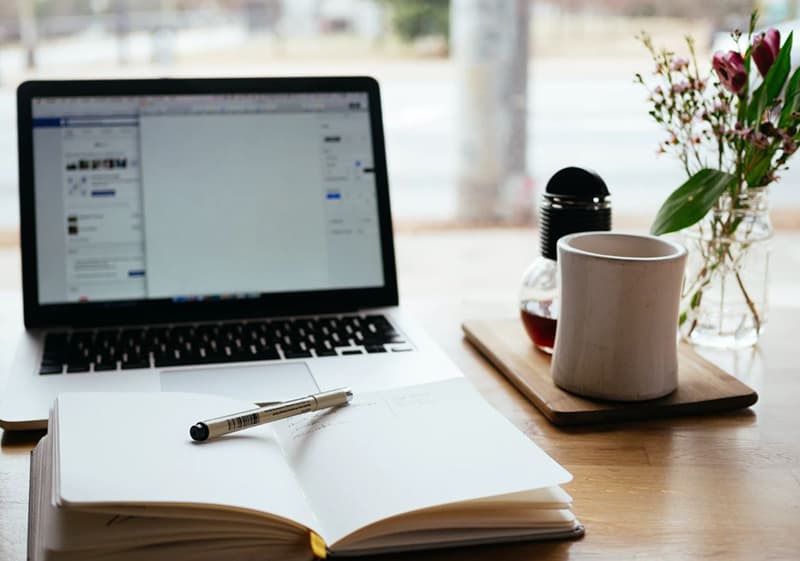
[[520, 300, 558, 354]]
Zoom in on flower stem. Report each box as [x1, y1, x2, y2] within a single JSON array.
[[729, 249, 762, 332]]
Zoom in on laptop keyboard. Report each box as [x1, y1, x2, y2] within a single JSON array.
[[39, 314, 410, 375]]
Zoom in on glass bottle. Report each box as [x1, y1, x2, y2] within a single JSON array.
[[520, 256, 559, 353], [679, 186, 772, 348], [520, 167, 611, 353]]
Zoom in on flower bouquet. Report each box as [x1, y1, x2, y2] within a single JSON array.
[[636, 14, 799, 348]]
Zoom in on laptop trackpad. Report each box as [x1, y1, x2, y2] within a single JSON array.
[[159, 363, 319, 404]]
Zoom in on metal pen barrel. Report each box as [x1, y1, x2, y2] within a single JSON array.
[[190, 388, 352, 442]]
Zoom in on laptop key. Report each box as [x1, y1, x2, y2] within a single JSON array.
[[121, 358, 151, 370], [154, 349, 202, 368], [383, 334, 406, 344], [94, 362, 118, 372], [42, 350, 65, 361], [39, 363, 63, 374], [153, 356, 181, 367], [283, 350, 312, 359], [365, 345, 387, 354], [44, 332, 68, 344], [93, 354, 115, 371], [252, 348, 281, 361], [66, 363, 90, 373], [43, 333, 68, 360], [239, 346, 281, 362]]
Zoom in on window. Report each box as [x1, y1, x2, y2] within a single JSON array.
[[1, 0, 796, 235]]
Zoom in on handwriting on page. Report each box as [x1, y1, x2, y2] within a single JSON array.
[[283, 400, 380, 440], [282, 387, 443, 442], [386, 389, 437, 415]]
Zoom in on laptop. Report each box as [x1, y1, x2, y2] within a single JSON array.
[[0, 77, 462, 430]]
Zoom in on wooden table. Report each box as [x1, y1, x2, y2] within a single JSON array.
[[1, 228, 799, 560]]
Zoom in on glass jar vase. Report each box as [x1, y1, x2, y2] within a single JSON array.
[[679, 187, 773, 349]]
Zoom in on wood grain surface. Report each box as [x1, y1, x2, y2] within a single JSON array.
[[1, 229, 799, 561], [463, 318, 758, 425]]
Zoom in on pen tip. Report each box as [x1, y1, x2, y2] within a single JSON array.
[[345, 389, 354, 403], [190, 423, 209, 442]]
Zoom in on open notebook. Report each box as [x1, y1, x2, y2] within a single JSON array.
[[28, 379, 583, 560]]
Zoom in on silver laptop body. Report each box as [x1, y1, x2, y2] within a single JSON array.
[[0, 77, 461, 430]]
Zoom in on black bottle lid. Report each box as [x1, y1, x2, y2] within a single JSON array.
[[540, 167, 611, 260]]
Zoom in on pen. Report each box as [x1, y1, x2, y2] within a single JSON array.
[[189, 387, 353, 442]]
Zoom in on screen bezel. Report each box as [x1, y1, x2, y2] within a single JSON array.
[[17, 77, 398, 328]]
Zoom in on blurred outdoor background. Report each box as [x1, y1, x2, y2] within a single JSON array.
[[1, 0, 799, 236]]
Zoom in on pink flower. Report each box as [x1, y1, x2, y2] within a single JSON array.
[[752, 28, 780, 77], [779, 130, 798, 154], [671, 81, 690, 94], [671, 57, 689, 71], [748, 131, 770, 149], [712, 51, 747, 94]]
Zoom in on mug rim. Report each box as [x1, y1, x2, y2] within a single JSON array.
[[558, 231, 687, 262]]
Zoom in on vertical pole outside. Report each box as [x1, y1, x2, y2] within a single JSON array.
[[451, 0, 532, 224], [114, 0, 130, 66], [17, 0, 38, 69]]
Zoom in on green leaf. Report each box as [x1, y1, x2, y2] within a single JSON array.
[[747, 82, 767, 125], [745, 149, 772, 186], [765, 32, 792, 100], [747, 31, 793, 124], [779, 66, 800, 127], [650, 169, 735, 235], [748, 82, 767, 125]]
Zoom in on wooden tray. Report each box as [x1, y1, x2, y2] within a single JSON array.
[[462, 318, 758, 426]]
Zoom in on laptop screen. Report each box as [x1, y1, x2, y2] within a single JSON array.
[[29, 91, 385, 306]]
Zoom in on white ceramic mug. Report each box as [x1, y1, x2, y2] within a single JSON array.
[[551, 232, 688, 401]]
